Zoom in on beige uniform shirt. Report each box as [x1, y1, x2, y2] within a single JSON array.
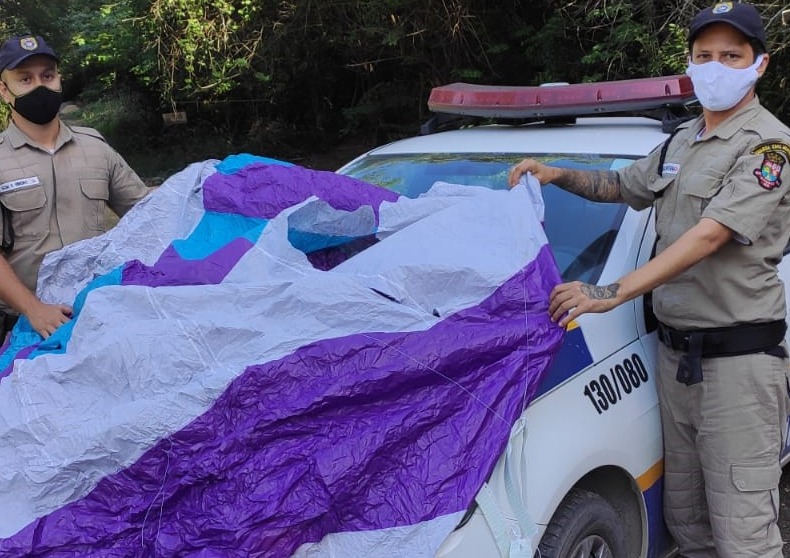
[[618, 97, 790, 330], [0, 121, 148, 315]]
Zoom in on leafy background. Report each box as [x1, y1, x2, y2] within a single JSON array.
[[1, 0, 788, 176]]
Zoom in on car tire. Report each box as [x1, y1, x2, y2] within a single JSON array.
[[537, 488, 628, 558]]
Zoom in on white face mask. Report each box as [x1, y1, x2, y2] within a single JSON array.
[[685, 54, 764, 111]]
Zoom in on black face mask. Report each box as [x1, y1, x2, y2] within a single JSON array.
[[7, 85, 62, 125]]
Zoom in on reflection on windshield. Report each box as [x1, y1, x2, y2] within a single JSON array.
[[341, 153, 631, 283]]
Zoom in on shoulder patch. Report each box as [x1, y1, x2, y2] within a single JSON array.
[[751, 141, 790, 191], [69, 126, 107, 143]]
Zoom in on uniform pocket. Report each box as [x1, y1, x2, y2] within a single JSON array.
[[79, 177, 109, 231], [647, 175, 675, 197], [731, 462, 781, 522], [0, 185, 46, 211], [79, 177, 110, 201], [0, 186, 47, 241], [724, 461, 782, 554], [732, 462, 782, 492], [649, 176, 674, 239], [682, 170, 724, 215]]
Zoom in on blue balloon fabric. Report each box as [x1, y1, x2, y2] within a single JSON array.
[[0, 155, 563, 557]]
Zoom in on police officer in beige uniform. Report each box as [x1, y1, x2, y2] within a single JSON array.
[[508, 3, 790, 557], [0, 34, 148, 341]]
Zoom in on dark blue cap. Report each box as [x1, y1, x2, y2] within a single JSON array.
[[689, 2, 767, 52], [0, 35, 58, 73]]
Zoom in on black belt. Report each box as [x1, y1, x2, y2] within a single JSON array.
[[657, 320, 787, 386]]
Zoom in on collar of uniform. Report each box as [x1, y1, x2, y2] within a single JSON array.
[[699, 96, 761, 141], [5, 119, 72, 151], [676, 114, 702, 135], [667, 114, 704, 148], [5, 120, 32, 149]]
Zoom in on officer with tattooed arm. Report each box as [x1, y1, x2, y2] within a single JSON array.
[[0, 34, 148, 343], [508, 3, 790, 557]]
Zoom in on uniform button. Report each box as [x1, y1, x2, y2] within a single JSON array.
[[650, 175, 656, 183]]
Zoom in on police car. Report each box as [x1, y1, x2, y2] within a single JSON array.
[[337, 76, 790, 558]]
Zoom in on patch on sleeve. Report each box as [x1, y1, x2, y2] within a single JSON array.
[[752, 141, 790, 190]]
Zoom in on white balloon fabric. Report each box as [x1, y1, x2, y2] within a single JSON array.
[[0, 155, 562, 557]]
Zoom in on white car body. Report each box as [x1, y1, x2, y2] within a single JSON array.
[[338, 111, 790, 557]]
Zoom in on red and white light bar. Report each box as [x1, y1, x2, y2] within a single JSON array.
[[427, 75, 696, 119]]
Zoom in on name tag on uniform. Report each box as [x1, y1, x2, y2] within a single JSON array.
[[0, 176, 41, 194], [662, 163, 680, 176]]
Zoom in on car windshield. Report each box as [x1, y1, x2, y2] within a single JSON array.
[[341, 153, 635, 283]]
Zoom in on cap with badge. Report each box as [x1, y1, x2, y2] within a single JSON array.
[[688, 2, 767, 52], [0, 34, 58, 74]]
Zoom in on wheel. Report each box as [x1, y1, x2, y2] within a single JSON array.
[[537, 488, 628, 558]]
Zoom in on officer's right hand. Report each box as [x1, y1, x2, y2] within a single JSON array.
[[508, 158, 558, 188], [25, 301, 73, 339]]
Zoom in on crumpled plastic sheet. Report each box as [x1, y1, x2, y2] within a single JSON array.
[[0, 155, 563, 557]]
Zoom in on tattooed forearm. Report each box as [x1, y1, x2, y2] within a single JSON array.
[[553, 169, 623, 202], [581, 283, 620, 300]]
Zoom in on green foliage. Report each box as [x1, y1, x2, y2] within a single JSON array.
[[549, 0, 689, 82], [68, 1, 148, 90], [0, 103, 10, 130], [0, 1, 70, 45], [63, 89, 151, 146], [1, 0, 789, 164], [145, 0, 266, 104]]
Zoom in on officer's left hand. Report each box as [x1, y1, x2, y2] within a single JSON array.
[[549, 281, 622, 328], [25, 301, 73, 339]]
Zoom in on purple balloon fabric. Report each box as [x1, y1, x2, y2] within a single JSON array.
[[203, 163, 399, 222], [0, 245, 562, 557], [122, 239, 255, 288], [0, 158, 564, 557]]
